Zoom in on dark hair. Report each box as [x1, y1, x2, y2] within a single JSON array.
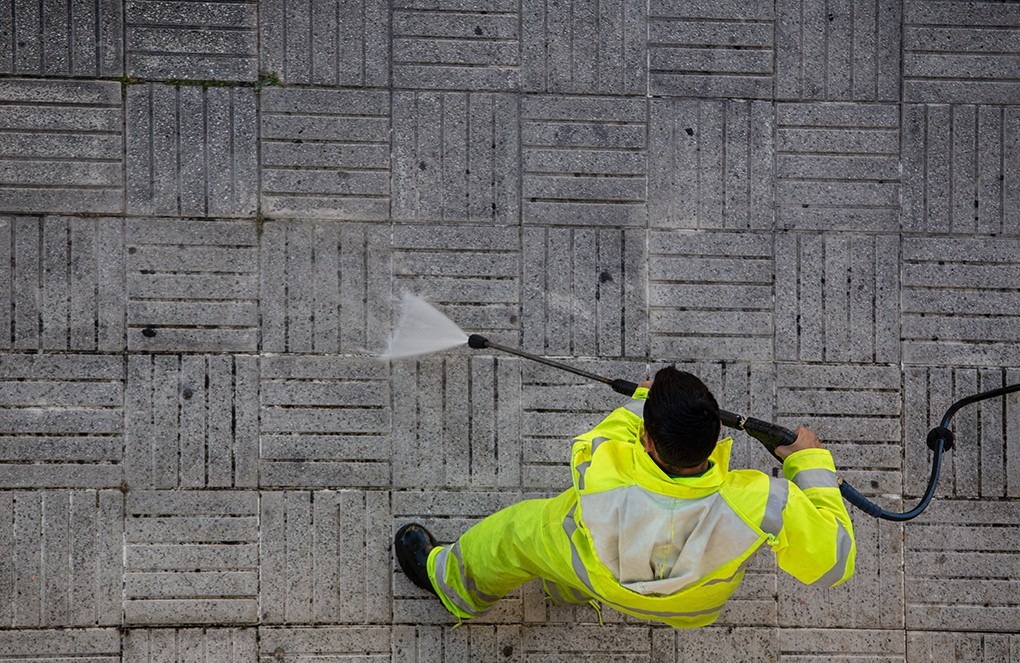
[[643, 366, 721, 469]]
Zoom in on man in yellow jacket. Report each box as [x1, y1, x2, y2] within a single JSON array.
[[395, 366, 855, 627]]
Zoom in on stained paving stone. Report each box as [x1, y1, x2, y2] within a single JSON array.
[[1, 0, 1020, 659]]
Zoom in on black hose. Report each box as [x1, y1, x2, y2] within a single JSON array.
[[837, 382, 1020, 521], [465, 334, 1020, 521]]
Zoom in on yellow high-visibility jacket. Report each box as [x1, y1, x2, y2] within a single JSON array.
[[567, 388, 855, 628]]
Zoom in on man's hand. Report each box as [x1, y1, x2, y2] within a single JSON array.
[[638, 379, 653, 389], [775, 426, 825, 461]]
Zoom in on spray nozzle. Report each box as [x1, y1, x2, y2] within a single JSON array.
[[467, 334, 490, 349]]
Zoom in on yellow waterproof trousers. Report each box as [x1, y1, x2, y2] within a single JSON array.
[[426, 489, 591, 619]]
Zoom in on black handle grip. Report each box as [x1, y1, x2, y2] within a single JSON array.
[[742, 417, 798, 450], [611, 379, 639, 396]]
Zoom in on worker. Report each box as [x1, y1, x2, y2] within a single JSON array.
[[395, 366, 855, 628]]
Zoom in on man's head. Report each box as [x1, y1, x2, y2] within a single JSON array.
[[642, 367, 721, 470]]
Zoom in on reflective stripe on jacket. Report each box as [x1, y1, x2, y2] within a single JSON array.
[[567, 388, 856, 628]]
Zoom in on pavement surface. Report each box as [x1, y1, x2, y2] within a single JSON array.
[[1, 0, 1020, 660]]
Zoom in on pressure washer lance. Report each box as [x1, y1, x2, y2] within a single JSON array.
[[466, 334, 1020, 521]]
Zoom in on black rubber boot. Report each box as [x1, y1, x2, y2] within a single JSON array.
[[395, 523, 438, 596]]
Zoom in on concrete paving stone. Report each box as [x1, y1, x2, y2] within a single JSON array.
[[776, 0, 901, 101], [521, 227, 647, 359], [779, 512, 904, 629], [391, 224, 520, 343], [776, 102, 901, 232], [647, 230, 774, 362], [904, 500, 1020, 633], [648, 0, 775, 99], [393, 625, 523, 663], [259, 0, 389, 87], [0, 78, 123, 214], [125, 0, 257, 81], [259, 626, 391, 662], [521, 0, 646, 95], [907, 631, 1020, 663], [901, 237, 1020, 367], [125, 354, 258, 490], [392, 91, 520, 224], [261, 490, 390, 624], [0, 215, 124, 352], [648, 99, 774, 230], [261, 221, 390, 354], [520, 624, 652, 661], [391, 0, 519, 91], [522, 95, 647, 226], [126, 83, 257, 218], [776, 363, 903, 495], [0, 354, 123, 489], [903, 0, 1020, 104], [391, 490, 526, 624], [0, 491, 122, 628], [123, 628, 256, 663], [391, 355, 522, 489], [779, 628, 906, 662], [124, 490, 259, 625], [260, 355, 390, 489], [650, 626, 777, 662], [903, 367, 1019, 499], [0, 0, 123, 77], [519, 358, 648, 490], [125, 218, 259, 352], [260, 87, 390, 221], [0, 628, 120, 661], [775, 233, 900, 363], [902, 104, 1020, 236]]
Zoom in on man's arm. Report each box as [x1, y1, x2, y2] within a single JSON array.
[[573, 384, 650, 445], [769, 427, 856, 587]]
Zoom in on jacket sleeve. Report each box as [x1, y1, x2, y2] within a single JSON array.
[[769, 448, 856, 587], [573, 387, 650, 445]]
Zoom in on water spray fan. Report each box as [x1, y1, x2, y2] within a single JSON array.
[[382, 294, 1020, 521]]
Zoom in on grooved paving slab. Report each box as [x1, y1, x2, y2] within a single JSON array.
[[649, 98, 775, 230], [648, 230, 775, 362], [259, 627, 392, 662], [775, 233, 900, 363], [0, 0, 123, 77], [522, 226, 647, 359], [259, 0, 389, 87], [0, 628, 120, 661], [521, 0, 646, 95], [125, 0, 258, 81], [776, 0, 901, 101], [260, 221, 390, 354], [392, 91, 520, 224], [125, 218, 259, 352], [124, 491, 259, 625], [901, 237, 1020, 366], [0, 354, 123, 488], [125, 83, 257, 218], [776, 102, 901, 231], [648, 0, 775, 99], [0, 79, 123, 214], [0, 215, 124, 352], [0, 491, 122, 628], [904, 0, 1020, 103], [902, 104, 1020, 235], [904, 500, 1020, 633], [522, 95, 647, 226], [259, 356, 390, 489], [260, 491, 390, 624], [125, 354, 258, 490], [391, 0, 520, 91], [260, 87, 391, 221], [123, 628, 256, 663]]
